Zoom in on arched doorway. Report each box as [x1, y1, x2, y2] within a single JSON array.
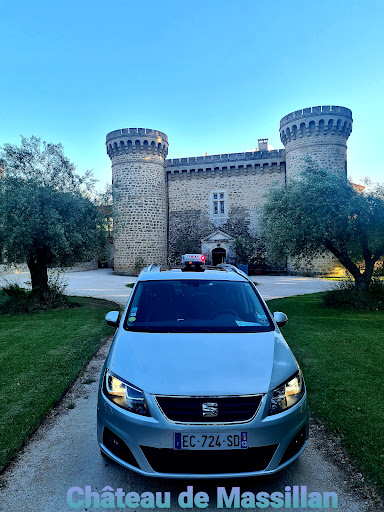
[[212, 247, 226, 266]]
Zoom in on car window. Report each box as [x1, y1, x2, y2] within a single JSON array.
[[124, 280, 273, 333]]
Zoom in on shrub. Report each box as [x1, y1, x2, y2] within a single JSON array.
[[134, 257, 145, 276], [323, 278, 384, 311], [1, 273, 74, 315]]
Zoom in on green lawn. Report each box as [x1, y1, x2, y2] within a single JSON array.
[[0, 294, 117, 469], [267, 294, 384, 493]]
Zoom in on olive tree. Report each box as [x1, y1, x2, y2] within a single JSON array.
[[260, 159, 384, 293], [0, 136, 105, 294]]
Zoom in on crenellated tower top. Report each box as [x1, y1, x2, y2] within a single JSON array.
[[106, 128, 169, 160], [279, 105, 353, 178], [280, 105, 352, 128], [279, 106, 352, 146]]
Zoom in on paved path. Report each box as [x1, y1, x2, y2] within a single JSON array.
[[0, 269, 373, 511], [0, 269, 335, 307]]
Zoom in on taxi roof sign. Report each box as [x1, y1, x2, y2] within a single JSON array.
[[182, 254, 206, 265]]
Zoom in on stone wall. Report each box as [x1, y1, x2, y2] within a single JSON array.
[[285, 134, 349, 177], [167, 166, 285, 265], [107, 129, 169, 274], [107, 106, 354, 276], [112, 153, 167, 274], [288, 253, 340, 276]]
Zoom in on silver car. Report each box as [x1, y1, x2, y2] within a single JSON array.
[[97, 257, 308, 478]]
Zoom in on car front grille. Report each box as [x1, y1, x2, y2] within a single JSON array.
[[140, 444, 278, 474], [155, 395, 263, 423]]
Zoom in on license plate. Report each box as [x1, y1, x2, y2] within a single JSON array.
[[174, 432, 248, 450]]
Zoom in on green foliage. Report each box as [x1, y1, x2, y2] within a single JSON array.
[[0, 294, 117, 469], [373, 259, 384, 276], [233, 235, 257, 265], [170, 235, 200, 265], [261, 158, 384, 291], [93, 184, 113, 265], [134, 256, 145, 276], [323, 278, 384, 310], [1, 274, 71, 314], [233, 235, 279, 272], [267, 294, 384, 494], [0, 136, 107, 293]]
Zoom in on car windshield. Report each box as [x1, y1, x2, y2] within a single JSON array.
[[124, 279, 274, 333]]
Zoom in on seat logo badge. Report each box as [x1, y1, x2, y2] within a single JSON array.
[[202, 402, 218, 417]]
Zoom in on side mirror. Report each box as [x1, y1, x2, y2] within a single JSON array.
[[105, 311, 120, 328], [273, 311, 288, 327]]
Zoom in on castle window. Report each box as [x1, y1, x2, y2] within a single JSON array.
[[211, 190, 227, 222], [213, 193, 218, 214]]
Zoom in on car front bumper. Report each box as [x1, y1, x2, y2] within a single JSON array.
[[97, 388, 309, 479]]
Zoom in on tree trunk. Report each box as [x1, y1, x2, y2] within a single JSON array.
[[354, 273, 371, 294], [324, 240, 376, 294], [27, 249, 49, 295], [353, 255, 379, 294]]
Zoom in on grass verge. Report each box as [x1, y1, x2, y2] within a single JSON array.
[[0, 293, 117, 470], [267, 293, 384, 494]]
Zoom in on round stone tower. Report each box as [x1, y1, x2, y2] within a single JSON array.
[[106, 128, 169, 274], [279, 106, 353, 276], [279, 105, 353, 179]]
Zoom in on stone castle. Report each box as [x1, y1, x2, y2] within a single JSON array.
[[106, 105, 353, 275]]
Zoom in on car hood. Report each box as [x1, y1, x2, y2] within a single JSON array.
[[110, 331, 298, 396]]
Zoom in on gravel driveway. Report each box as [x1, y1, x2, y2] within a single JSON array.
[[1, 268, 336, 307], [0, 269, 378, 511]]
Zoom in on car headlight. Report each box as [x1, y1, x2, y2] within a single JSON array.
[[103, 369, 150, 416], [269, 369, 305, 416]]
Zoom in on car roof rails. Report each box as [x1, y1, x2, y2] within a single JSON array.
[[142, 262, 251, 279], [216, 263, 250, 281], [142, 263, 161, 273]]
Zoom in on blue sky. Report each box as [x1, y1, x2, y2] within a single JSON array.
[[1, 0, 383, 189]]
